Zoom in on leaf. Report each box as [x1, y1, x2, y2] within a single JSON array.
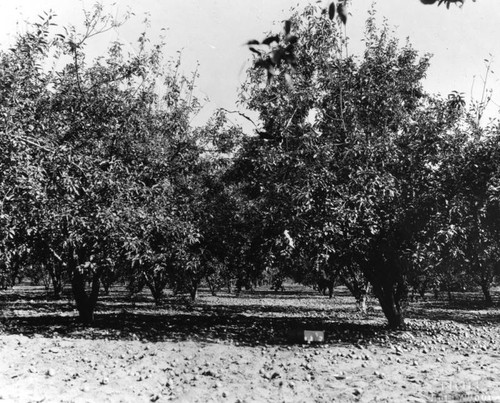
[[249, 47, 262, 56], [262, 35, 280, 46], [328, 2, 336, 20], [284, 20, 291, 35], [420, 0, 437, 4], [337, 2, 347, 25], [246, 39, 260, 45]]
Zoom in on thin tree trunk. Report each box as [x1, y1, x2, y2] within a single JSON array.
[[151, 288, 164, 306], [206, 275, 217, 296], [235, 278, 243, 296], [144, 270, 167, 306], [371, 278, 406, 330], [49, 262, 63, 299], [481, 281, 493, 306], [103, 282, 111, 296], [357, 294, 367, 314], [328, 282, 334, 299], [146, 280, 164, 306], [190, 279, 199, 301], [418, 280, 428, 301], [101, 270, 113, 296], [377, 290, 405, 329], [71, 270, 100, 325], [356, 282, 370, 314]]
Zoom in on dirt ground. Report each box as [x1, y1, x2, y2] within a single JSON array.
[[1, 285, 500, 402]]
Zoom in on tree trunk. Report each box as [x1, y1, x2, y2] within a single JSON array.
[[357, 293, 368, 314], [190, 279, 200, 301], [481, 281, 494, 306], [378, 290, 405, 329], [52, 278, 63, 299], [235, 278, 243, 296], [146, 278, 164, 306], [356, 282, 370, 314], [103, 282, 111, 296], [144, 269, 168, 306], [151, 288, 164, 306], [328, 283, 334, 299], [370, 278, 407, 330], [48, 262, 63, 299], [206, 275, 217, 296], [127, 275, 146, 296], [71, 270, 100, 325], [101, 270, 113, 296], [418, 281, 427, 301]]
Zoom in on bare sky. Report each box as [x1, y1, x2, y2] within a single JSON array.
[[1, 0, 499, 131]]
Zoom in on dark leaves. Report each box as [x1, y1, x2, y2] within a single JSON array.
[[447, 91, 466, 111], [439, 0, 465, 8], [324, 1, 346, 25], [262, 35, 280, 46], [248, 18, 299, 86], [254, 58, 273, 70], [249, 47, 262, 56], [283, 49, 298, 69], [328, 2, 336, 20], [284, 20, 292, 36], [246, 39, 260, 46], [270, 49, 284, 66], [254, 57, 277, 84], [420, 0, 465, 7], [257, 130, 273, 140], [67, 40, 79, 52], [337, 2, 347, 25]]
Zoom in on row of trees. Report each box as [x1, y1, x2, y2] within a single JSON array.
[[0, 7, 243, 322], [1, 4, 499, 329]]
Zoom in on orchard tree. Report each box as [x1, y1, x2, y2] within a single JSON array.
[[0, 5, 208, 323], [429, 123, 500, 305], [235, 5, 461, 328]]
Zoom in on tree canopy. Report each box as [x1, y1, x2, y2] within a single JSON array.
[[0, 2, 498, 330]]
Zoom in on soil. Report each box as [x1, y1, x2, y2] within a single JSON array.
[[1, 284, 500, 402]]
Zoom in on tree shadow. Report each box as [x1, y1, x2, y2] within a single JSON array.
[[0, 308, 390, 347], [0, 285, 388, 346], [241, 289, 324, 299], [2, 285, 499, 345], [405, 290, 500, 325], [407, 304, 500, 325]]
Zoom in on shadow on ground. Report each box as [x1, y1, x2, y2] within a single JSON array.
[[1, 285, 499, 345], [1, 310, 390, 347], [0, 285, 392, 346], [406, 292, 500, 325]]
